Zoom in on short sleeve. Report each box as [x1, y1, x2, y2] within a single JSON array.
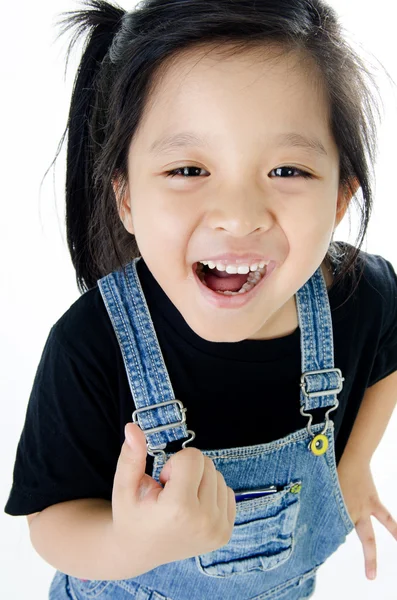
[[368, 257, 397, 387], [4, 326, 121, 516]]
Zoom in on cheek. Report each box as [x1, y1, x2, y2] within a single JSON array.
[[280, 198, 336, 269], [285, 195, 335, 236], [132, 193, 195, 257]]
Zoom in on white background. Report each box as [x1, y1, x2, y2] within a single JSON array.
[[1, 1, 396, 598]]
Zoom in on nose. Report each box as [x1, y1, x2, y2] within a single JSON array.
[[206, 186, 274, 236]]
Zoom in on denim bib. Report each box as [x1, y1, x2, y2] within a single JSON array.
[[50, 257, 354, 600]]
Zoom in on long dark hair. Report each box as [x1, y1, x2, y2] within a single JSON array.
[[50, 0, 386, 299]]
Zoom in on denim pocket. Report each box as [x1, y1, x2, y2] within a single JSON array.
[[195, 480, 302, 577]]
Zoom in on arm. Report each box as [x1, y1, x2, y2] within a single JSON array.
[[339, 370, 397, 466], [336, 370, 397, 581], [28, 498, 156, 581]]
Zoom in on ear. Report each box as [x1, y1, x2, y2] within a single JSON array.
[[334, 177, 360, 229], [112, 173, 135, 235]]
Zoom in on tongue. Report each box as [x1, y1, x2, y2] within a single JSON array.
[[204, 268, 250, 292]]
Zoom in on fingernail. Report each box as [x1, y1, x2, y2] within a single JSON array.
[[125, 424, 133, 448], [368, 569, 376, 580]]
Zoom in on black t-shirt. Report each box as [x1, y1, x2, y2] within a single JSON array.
[[4, 242, 397, 516]]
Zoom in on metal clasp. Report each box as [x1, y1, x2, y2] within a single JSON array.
[[132, 399, 196, 458], [300, 368, 344, 399], [300, 368, 344, 438], [300, 399, 339, 439]]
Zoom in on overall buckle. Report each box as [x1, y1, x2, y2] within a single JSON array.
[[132, 399, 196, 458], [300, 368, 344, 439]]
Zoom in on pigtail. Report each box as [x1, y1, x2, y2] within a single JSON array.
[[56, 1, 126, 292]]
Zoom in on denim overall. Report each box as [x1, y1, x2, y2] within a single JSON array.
[[49, 257, 355, 600]]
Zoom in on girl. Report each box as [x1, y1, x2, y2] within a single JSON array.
[[4, 0, 397, 598]]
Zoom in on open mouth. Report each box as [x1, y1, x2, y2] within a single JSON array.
[[195, 262, 268, 296]]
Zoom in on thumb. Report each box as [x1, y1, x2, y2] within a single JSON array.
[[113, 422, 149, 501]]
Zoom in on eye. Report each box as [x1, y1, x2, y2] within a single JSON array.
[[164, 165, 314, 179], [270, 166, 313, 179], [165, 166, 209, 178]]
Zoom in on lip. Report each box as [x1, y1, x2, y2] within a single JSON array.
[[192, 260, 277, 309], [196, 253, 275, 265]]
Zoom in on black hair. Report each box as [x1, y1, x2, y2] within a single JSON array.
[[50, 0, 387, 300]]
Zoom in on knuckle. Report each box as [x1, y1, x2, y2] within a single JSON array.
[[369, 494, 380, 507], [205, 456, 216, 470], [169, 499, 193, 525], [188, 447, 204, 459], [175, 447, 199, 461], [368, 559, 376, 567]]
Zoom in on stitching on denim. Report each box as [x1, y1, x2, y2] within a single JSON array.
[[124, 265, 165, 438], [126, 261, 183, 443], [325, 431, 355, 533], [109, 282, 146, 408], [99, 278, 148, 427], [250, 565, 319, 600], [159, 421, 333, 462], [131, 260, 176, 398]]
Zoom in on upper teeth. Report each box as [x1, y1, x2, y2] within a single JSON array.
[[199, 260, 270, 274]]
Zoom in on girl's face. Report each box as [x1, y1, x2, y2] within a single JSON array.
[[119, 45, 351, 342]]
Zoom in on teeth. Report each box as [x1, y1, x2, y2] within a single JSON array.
[[200, 259, 270, 272], [226, 265, 237, 275], [196, 262, 269, 295]]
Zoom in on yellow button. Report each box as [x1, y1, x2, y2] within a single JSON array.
[[310, 434, 328, 456]]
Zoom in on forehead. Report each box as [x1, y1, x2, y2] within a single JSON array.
[[135, 43, 335, 155]]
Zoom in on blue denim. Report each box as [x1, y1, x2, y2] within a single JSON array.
[[49, 258, 354, 599]]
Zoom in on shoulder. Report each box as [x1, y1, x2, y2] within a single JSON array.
[[340, 242, 397, 340], [50, 285, 119, 370], [355, 246, 397, 308], [334, 241, 396, 300], [360, 248, 397, 346]]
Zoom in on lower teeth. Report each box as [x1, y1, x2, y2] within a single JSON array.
[[196, 264, 267, 295]]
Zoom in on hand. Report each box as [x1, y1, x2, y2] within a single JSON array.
[[337, 456, 397, 580], [109, 422, 236, 578]]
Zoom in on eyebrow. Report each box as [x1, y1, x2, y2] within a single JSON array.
[[149, 131, 328, 157], [276, 133, 328, 157]]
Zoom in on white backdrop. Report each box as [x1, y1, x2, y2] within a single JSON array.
[[1, 1, 396, 598]]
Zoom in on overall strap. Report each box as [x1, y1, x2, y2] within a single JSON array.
[[296, 265, 344, 437], [98, 258, 191, 452]]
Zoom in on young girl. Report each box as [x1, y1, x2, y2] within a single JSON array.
[[4, 0, 397, 598]]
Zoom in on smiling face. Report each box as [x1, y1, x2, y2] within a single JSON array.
[[117, 43, 353, 342]]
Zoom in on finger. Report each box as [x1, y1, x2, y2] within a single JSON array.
[[197, 456, 218, 507], [227, 486, 237, 527], [114, 423, 148, 498], [355, 516, 377, 580], [372, 501, 397, 541], [215, 469, 228, 510], [164, 447, 205, 503]]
